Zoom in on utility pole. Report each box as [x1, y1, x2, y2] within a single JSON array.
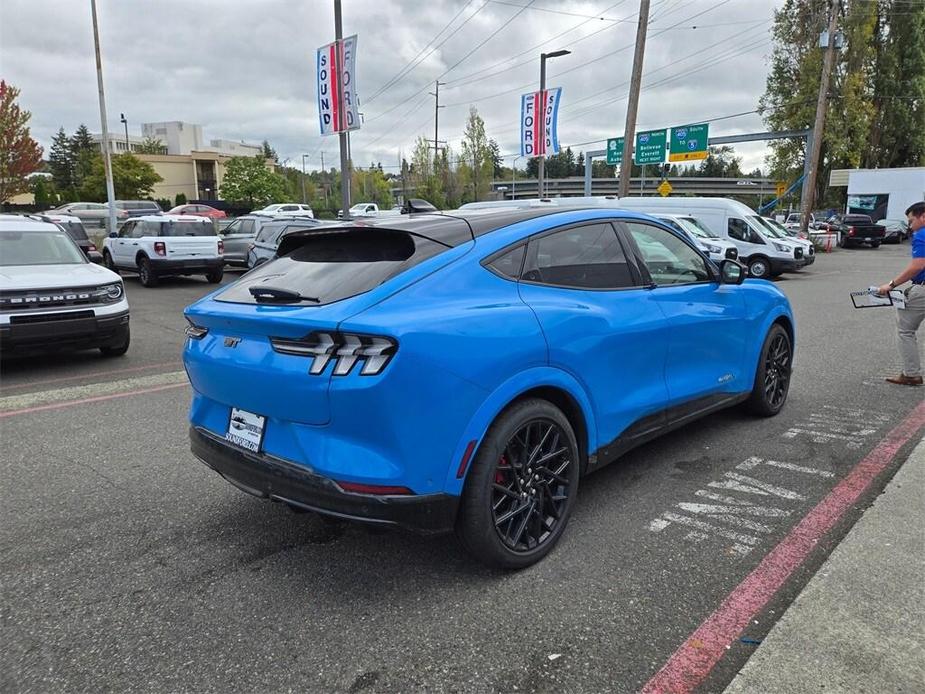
[[618, 0, 650, 199], [334, 0, 351, 214], [301, 154, 308, 204], [799, 0, 839, 235], [430, 81, 446, 156], [120, 113, 129, 152], [90, 0, 117, 236]]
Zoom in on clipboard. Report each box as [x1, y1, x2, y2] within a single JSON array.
[[850, 288, 907, 309]]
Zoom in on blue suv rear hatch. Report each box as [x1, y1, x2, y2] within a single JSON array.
[[184, 225, 462, 426]]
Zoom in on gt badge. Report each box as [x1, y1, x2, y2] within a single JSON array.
[[224, 337, 242, 348]]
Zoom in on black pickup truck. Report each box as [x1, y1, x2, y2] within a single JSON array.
[[828, 214, 886, 249]]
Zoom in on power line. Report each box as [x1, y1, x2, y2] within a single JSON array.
[[364, 0, 485, 105], [483, 0, 641, 22]]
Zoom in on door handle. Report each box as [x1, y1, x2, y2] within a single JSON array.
[[131, 243, 138, 246]]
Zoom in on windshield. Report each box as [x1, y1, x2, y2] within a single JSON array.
[[0, 230, 87, 266], [159, 220, 215, 237], [677, 216, 718, 238], [671, 217, 712, 240], [748, 215, 785, 239]]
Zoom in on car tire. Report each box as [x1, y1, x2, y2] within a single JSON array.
[[837, 233, 849, 249], [137, 257, 158, 287], [745, 323, 792, 417], [206, 268, 224, 284], [747, 256, 771, 279], [100, 325, 130, 357], [456, 398, 580, 570], [870, 241, 881, 249], [103, 250, 118, 273]]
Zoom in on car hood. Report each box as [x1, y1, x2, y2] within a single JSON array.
[[0, 263, 121, 291]]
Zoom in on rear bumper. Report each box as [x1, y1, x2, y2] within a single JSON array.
[[149, 257, 223, 274], [0, 308, 129, 354], [190, 426, 459, 535]]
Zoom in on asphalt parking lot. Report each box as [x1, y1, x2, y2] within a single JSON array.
[[2, 246, 923, 693]]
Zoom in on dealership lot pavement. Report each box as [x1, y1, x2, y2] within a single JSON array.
[[2, 247, 922, 693]]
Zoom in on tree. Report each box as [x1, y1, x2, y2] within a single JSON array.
[[71, 124, 97, 191], [698, 146, 743, 177], [261, 140, 278, 162], [219, 155, 288, 208], [488, 139, 503, 178], [0, 80, 43, 202], [48, 127, 74, 193], [80, 153, 162, 201], [32, 175, 54, 207], [760, 0, 925, 207], [71, 124, 95, 153], [460, 107, 492, 201], [174, 192, 187, 206], [137, 136, 166, 154]]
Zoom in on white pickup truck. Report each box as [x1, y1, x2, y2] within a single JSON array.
[[103, 214, 224, 287]]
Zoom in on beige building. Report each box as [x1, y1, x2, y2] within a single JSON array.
[[136, 152, 275, 203]]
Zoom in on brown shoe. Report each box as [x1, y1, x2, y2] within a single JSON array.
[[885, 374, 924, 386]]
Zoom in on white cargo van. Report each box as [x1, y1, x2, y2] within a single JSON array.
[[612, 197, 807, 279]]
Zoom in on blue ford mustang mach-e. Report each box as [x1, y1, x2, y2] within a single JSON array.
[[184, 208, 794, 569]]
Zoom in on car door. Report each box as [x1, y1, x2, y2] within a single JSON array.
[[726, 216, 767, 260], [222, 218, 255, 262], [112, 220, 136, 266], [619, 220, 748, 409], [516, 221, 671, 458]]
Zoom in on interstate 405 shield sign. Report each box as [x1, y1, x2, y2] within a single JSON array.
[[520, 88, 562, 157], [317, 35, 360, 135]]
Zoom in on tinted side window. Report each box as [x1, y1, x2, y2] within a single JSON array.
[[223, 219, 241, 234], [119, 221, 134, 237], [625, 222, 711, 285], [239, 219, 255, 235], [140, 221, 161, 237], [523, 223, 634, 289], [728, 218, 749, 241], [485, 245, 525, 279], [255, 225, 278, 243]]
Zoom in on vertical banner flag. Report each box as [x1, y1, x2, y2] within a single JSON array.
[[317, 34, 360, 135], [520, 88, 562, 157]]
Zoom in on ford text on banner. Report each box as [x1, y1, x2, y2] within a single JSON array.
[[520, 88, 562, 157], [316, 34, 360, 136]]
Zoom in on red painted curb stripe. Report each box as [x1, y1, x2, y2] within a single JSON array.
[[0, 381, 188, 419], [641, 400, 925, 694], [0, 362, 179, 392]]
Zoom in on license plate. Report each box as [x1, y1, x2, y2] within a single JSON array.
[[225, 408, 265, 452]]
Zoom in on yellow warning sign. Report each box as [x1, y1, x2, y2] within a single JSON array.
[[658, 180, 673, 197], [776, 181, 787, 197]]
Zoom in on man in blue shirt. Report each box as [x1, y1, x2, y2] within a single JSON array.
[[878, 201, 925, 385]]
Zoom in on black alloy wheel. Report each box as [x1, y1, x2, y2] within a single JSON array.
[[746, 324, 792, 416], [456, 399, 580, 570], [103, 250, 117, 272], [491, 419, 573, 553], [138, 257, 158, 287]]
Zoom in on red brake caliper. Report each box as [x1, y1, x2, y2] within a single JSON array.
[[495, 455, 508, 484]]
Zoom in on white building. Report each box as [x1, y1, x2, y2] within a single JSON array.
[[830, 167, 925, 221], [93, 121, 261, 158]]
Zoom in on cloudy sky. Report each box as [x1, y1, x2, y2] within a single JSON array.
[[2, 0, 786, 174]]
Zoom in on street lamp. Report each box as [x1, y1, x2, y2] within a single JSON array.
[[512, 155, 523, 200], [119, 113, 129, 153], [537, 49, 570, 198], [301, 154, 309, 204]]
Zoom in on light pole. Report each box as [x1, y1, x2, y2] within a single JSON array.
[[90, 0, 117, 237], [120, 113, 129, 152], [537, 49, 570, 199], [512, 155, 522, 200], [301, 154, 309, 204]]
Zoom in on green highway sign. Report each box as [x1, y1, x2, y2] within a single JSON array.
[[606, 137, 624, 165], [634, 129, 667, 165], [669, 123, 709, 162]]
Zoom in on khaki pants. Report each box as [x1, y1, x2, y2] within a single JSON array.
[[897, 284, 925, 377]]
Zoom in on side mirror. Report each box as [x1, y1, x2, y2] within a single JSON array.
[[719, 259, 746, 285], [108, 231, 118, 238]]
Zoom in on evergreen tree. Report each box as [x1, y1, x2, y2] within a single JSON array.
[[48, 127, 74, 192], [261, 140, 279, 162], [71, 124, 97, 191]]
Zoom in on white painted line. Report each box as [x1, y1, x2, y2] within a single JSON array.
[[0, 370, 189, 412], [782, 428, 869, 444], [710, 472, 806, 501], [681, 499, 790, 518], [736, 457, 834, 478], [657, 512, 760, 548]]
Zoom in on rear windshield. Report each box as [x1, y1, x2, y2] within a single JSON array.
[[119, 201, 160, 211], [216, 229, 449, 306], [844, 214, 873, 224], [59, 221, 89, 241], [141, 220, 215, 237], [0, 230, 87, 266]]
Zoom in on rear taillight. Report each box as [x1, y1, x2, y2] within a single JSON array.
[[848, 227, 856, 236], [270, 331, 397, 376], [154, 241, 167, 256], [184, 318, 208, 340], [218, 240, 224, 254], [88, 243, 97, 252]]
